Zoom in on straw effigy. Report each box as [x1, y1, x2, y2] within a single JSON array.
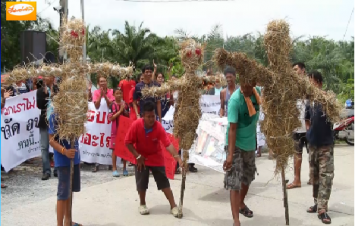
[[141, 39, 205, 218], [213, 19, 341, 225]]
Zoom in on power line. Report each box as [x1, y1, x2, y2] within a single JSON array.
[[343, 8, 354, 40], [117, 0, 234, 2], [38, 0, 56, 15]]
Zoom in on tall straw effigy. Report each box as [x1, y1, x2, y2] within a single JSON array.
[[142, 39, 225, 218], [213, 20, 341, 225], [2, 18, 134, 225]]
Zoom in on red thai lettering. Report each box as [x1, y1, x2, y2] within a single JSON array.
[[96, 112, 107, 124], [92, 135, 99, 147], [16, 103, 26, 113], [106, 136, 111, 147], [99, 133, 105, 147], [23, 97, 36, 110], [87, 110, 95, 122], [83, 133, 91, 145]]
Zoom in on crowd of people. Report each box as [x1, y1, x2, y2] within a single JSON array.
[[1, 61, 336, 225]]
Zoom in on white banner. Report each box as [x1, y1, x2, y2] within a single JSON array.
[[78, 99, 119, 165], [162, 95, 221, 133], [1, 91, 41, 172]]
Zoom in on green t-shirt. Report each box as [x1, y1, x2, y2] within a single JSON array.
[[225, 87, 261, 151]]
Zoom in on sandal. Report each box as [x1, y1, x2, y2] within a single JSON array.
[[138, 205, 150, 215], [123, 170, 129, 176], [72, 223, 83, 226], [92, 165, 99, 173], [307, 204, 317, 213], [318, 212, 331, 224], [286, 183, 301, 189], [112, 170, 120, 177], [239, 206, 253, 218]]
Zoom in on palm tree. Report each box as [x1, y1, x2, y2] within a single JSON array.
[[111, 21, 155, 70]]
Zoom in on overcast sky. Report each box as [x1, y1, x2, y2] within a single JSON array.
[[36, 0, 354, 41]]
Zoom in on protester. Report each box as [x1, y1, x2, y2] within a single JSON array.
[[118, 74, 136, 105], [287, 62, 312, 189], [220, 67, 239, 117], [9, 80, 30, 96], [125, 101, 183, 217], [36, 76, 59, 180], [93, 75, 114, 109], [305, 71, 334, 225], [223, 80, 261, 226], [129, 74, 144, 121], [133, 65, 162, 122], [92, 75, 115, 172], [206, 75, 224, 96], [48, 113, 82, 226], [108, 88, 129, 177]]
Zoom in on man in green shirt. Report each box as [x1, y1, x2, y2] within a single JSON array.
[[223, 81, 261, 226]]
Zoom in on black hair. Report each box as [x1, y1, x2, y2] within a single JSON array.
[[135, 73, 143, 83], [224, 66, 236, 76], [292, 62, 306, 69], [142, 101, 155, 113], [113, 87, 122, 94], [142, 65, 154, 73], [156, 72, 164, 79], [308, 71, 323, 84]]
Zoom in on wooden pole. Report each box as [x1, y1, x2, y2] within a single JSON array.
[[177, 149, 187, 218], [281, 167, 290, 225], [67, 140, 75, 226]]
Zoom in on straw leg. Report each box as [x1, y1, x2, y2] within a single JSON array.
[[281, 167, 290, 225], [178, 149, 187, 219], [67, 140, 75, 226]]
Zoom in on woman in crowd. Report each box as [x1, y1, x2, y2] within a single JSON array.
[[92, 75, 115, 172], [108, 88, 129, 177]]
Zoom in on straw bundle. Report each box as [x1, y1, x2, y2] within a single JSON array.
[[213, 20, 341, 173], [60, 18, 86, 61], [90, 62, 134, 80]]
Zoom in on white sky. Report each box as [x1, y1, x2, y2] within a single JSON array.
[[35, 0, 354, 41]]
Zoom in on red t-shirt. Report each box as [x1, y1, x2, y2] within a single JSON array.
[[129, 87, 139, 120], [119, 79, 136, 104], [124, 119, 171, 166]]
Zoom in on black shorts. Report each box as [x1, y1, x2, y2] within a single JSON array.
[[135, 166, 170, 191], [292, 132, 308, 154], [57, 164, 81, 200]]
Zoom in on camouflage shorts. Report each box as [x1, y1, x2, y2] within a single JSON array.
[[224, 146, 256, 191], [309, 145, 334, 212]]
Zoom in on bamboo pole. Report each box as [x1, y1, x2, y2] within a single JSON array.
[[281, 167, 290, 225], [67, 140, 75, 226], [177, 149, 187, 219]]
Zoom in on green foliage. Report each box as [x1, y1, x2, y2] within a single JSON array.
[[2, 10, 353, 101]]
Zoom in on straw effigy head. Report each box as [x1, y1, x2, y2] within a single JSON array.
[[61, 18, 86, 61], [180, 39, 204, 72], [264, 20, 292, 73]]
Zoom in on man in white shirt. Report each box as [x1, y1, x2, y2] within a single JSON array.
[[287, 62, 312, 189]]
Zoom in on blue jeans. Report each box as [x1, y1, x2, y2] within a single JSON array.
[[40, 127, 56, 175]]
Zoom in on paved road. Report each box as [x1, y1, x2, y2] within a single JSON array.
[[1, 144, 354, 226]]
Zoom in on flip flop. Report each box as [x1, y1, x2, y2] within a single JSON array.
[[112, 170, 120, 177], [72, 223, 83, 226], [286, 183, 301, 189]]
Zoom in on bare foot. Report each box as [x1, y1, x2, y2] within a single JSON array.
[[286, 182, 301, 189]]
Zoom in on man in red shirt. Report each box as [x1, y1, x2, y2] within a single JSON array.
[[119, 76, 136, 104], [125, 101, 183, 218]]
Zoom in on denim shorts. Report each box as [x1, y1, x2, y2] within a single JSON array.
[[57, 164, 81, 200]]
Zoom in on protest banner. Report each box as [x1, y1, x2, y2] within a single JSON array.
[[78, 99, 116, 165], [162, 95, 221, 132], [1, 91, 41, 172], [115, 116, 178, 179]]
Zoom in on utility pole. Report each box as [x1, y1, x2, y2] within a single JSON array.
[[58, 0, 68, 63], [81, 0, 87, 64]]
